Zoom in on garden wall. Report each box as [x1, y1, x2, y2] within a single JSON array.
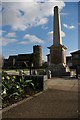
[[10, 75, 48, 91]]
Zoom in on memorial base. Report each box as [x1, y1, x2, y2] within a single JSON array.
[[46, 63, 70, 77]]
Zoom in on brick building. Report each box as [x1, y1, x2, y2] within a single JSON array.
[[3, 45, 42, 69], [66, 56, 72, 67], [71, 50, 80, 66]]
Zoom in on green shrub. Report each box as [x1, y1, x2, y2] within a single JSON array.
[[2, 73, 35, 108]]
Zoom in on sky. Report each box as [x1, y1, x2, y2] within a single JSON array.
[[0, 1, 79, 61]]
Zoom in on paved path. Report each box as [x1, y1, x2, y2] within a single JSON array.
[[47, 77, 78, 91], [2, 78, 79, 119]]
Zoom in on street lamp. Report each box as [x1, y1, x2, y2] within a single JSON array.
[[30, 63, 33, 75]]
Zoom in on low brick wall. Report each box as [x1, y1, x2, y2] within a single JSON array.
[[10, 75, 48, 90], [25, 75, 48, 90]]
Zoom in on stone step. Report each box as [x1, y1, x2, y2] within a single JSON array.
[[51, 72, 70, 77]]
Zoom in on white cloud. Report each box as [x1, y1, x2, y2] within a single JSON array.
[[0, 37, 17, 46], [0, 31, 17, 46], [48, 30, 65, 38], [63, 23, 75, 29], [2, 0, 65, 3], [12, 24, 28, 31], [42, 55, 47, 61], [60, 12, 68, 16], [19, 34, 44, 44], [0, 30, 2, 37], [0, 38, 2, 46], [29, 17, 48, 28], [41, 26, 48, 30], [36, 18, 48, 26], [61, 31, 65, 37], [2, 0, 37, 2], [0, 30, 6, 36], [1, 1, 65, 31], [6, 32, 16, 37], [48, 31, 53, 36]]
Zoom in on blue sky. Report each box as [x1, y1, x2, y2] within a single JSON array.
[[0, 1, 79, 61]]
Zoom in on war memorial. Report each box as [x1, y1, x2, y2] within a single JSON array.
[[1, 5, 79, 119], [46, 6, 70, 77]]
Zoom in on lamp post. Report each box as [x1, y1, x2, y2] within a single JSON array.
[[30, 63, 33, 75], [24, 61, 33, 75], [24, 61, 28, 68]]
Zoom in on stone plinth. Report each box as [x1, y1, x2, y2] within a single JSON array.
[[47, 64, 70, 77], [50, 44, 67, 65]]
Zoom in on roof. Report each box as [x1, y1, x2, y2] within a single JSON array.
[[71, 50, 80, 54], [9, 55, 17, 58], [66, 56, 71, 57], [46, 54, 50, 56], [66, 56, 71, 58], [18, 53, 33, 56]]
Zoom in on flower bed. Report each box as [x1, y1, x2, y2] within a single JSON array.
[[2, 71, 40, 108]]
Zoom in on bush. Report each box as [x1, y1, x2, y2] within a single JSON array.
[[2, 72, 36, 108]]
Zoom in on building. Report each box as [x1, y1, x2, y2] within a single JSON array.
[[70, 50, 80, 75], [66, 56, 72, 67], [3, 45, 42, 69], [46, 54, 50, 66], [71, 50, 80, 66]]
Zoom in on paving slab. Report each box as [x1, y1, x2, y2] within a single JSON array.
[[47, 77, 78, 91]]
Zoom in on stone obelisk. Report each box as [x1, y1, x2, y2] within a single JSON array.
[[50, 6, 67, 65], [47, 6, 70, 76], [53, 6, 62, 45]]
